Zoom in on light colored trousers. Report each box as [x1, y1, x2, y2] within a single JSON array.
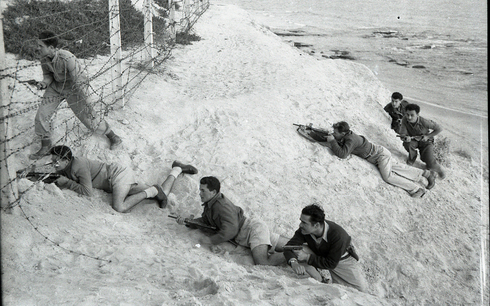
[[366, 144, 424, 194], [35, 84, 109, 139]]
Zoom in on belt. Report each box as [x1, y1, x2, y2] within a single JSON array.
[[340, 245, 359, 261], [340, 251, 351, 261]]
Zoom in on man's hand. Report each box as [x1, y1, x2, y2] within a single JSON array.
[[37, 81, 48, 90], [421, 135, 430, 141], [294, 249, 311, 262], [176, 214, 195, 225], [325, 135, 335, 142], [402, 136, 411, 142], [291, 261, 306, 275], [55, 175, 70, 185]]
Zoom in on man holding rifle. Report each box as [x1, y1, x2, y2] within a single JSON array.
[[302, 121, 437, 198], [49, 145, 197, 212], [174, 176, 289, 266], [398, 103, 445, 178], [284, 204, 367, 292]]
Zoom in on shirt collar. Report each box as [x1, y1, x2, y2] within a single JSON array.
[[310, 220, 329, 242], [202, 192, 222, 207]]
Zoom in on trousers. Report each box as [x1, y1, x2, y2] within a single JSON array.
[[403, 140, 442, 172], [366, 144, 425, 194], [34, 84, 110, 139]]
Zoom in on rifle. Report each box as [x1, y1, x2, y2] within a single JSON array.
[[283, 245, 304, 251], [168, 214, 217, 231], [396, 135, 424, 141], [294, 123, 331, 142], [19, 79, 40, 86], [16, 170, 60, 184]]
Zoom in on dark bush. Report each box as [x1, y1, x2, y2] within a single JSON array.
[[3, 0, 167, 59]]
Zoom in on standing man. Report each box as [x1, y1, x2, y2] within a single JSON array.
[[284, 204, 367, 292], [175, 176, 289, 266], [30, 31, 122, 159], [398, 103, 445, 178], [49, 145, 198, 212], [383, 92, 409, 133], [300, 121, 437, 198]]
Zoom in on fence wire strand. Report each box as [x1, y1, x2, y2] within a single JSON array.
[[1, 0, 209, 262]]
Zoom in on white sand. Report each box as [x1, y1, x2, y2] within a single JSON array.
[[2, 4, 488, 305]]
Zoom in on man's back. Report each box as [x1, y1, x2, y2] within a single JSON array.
[[57, 156, 108, 196], [200, 193, 246, 244]]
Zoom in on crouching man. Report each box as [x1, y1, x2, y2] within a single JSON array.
[[49, 145, 197, 212], [176, 176, 289, 266], [284, 204, 367, 292]]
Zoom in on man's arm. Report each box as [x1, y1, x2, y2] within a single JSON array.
[[283, 229, 307, 264], [63, 54, 83, 84], [307, 236, 344, 270], [40, 59, 54, 89], [207, 203, 241, 245], [383, 104, 395, 118], [56, 159, 94, 196], [422, 117, 442, 138], [326, 136, 356, 159]]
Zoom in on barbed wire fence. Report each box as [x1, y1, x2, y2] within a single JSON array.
[[0, 0, 209, 261]]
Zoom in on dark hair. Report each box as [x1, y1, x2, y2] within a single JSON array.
[[405, 103, 420, 114], [333, 121, 350, 134], [49, 145, 73, 160], [391, 92, 403, 100], [302, 204, 325, 224], [38, 31, 58, 48], [200, 176, 220, 193]]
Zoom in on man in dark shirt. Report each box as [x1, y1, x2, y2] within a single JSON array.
[[398, 103, 445, 178], [49, 145, 197, 212], [300, 121, 437, 198], [284, 204, 367, 292], [176, 176, 289, 266], [384, 92, 409, 133]]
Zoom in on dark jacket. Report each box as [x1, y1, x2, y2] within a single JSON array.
[[384, 101, 409, 132], [195, 193, 246, 245], [284, 220, 351, 270]]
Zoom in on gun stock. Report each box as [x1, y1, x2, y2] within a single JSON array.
[[293, 123, 331, 136], [168, 215, 217, 231], [396, 135, 423, 141]]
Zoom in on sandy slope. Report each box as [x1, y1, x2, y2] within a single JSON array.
[[2, 4, 488, 305]]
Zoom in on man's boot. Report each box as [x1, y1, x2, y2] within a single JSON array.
[[423, 170, 437, 190], [29, 138, 52, 160], [106, 130, 122, 150]]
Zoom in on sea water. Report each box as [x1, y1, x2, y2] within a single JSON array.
[[215, 0, 487, 116]]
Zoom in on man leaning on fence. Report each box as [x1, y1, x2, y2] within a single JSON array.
[[29, 31, 122, 160]]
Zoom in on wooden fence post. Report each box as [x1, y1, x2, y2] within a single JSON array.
[[0, 12, 18, 211], [108, 0, 124, 106], [144, 0, 154, 67], [168, 0, 176, 42]]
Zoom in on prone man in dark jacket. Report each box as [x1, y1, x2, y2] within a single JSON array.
[[284, 204, 367, 292], [176, 176, 289, 266]]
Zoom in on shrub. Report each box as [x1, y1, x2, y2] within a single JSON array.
[[3, 0, 167, 59], [433, 136, 451, 167]]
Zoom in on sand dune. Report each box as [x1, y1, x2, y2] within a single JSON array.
[[2, 4, 488, 305]]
